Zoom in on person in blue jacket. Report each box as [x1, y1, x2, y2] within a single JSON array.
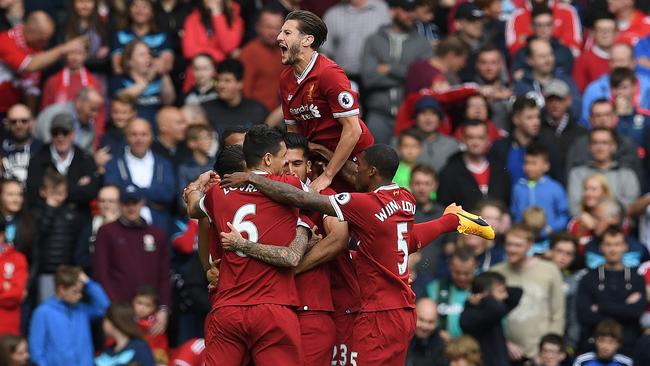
[[511, 144, 569, 232], [104, 118, 176, 234], [28, 265, 110, 366]]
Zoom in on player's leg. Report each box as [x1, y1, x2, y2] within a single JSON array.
[[249, 304, 303, 366], [204, 306, 249, 366], [297, 311, 336, 366], [351, 308, 416, 366], [331, 312, 357, 366]]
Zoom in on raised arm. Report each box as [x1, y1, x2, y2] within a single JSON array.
[[221, 223, 313, 267]]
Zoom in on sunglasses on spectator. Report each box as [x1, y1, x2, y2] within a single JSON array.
[[51, 128, 72, 137], [6, 118, 30, 125]]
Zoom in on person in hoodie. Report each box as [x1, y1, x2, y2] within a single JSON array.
[[459, 271, 522, 366], [28, 265, 110, 366]]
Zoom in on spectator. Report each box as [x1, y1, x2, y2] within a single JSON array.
[[177, 124, 216, 208], [438, 119, 510, 209], [454, 2, 486, 82], [608, 0, 650, 46], [26, 113, 100, 211], [445, 335, 483, 366], [201, 59, 268, 135], [111, 40, 176, 128], [35, 87, 104, 153], [239, 7, 284, 111], [28, 265, 110, 366], [219, 126, 247, 147], [153, 0, 192, 94], [393, 129, 422, 189], [512, 5, 574, 79], [566, 188, 614, 254], [426, 246, 477, 340], [413, 0, 441, 47], [0, 179, 35, 262], [152, 106, 190, 167], [574, 319, 633, 366], [96, 303, 156, 366], [505, 0, 582, 55], [104, 118, 176, 232], [93, 184, 171, 318], [0, 216, 27, 336], [405, 34, 468, 95], [360, 0, 431, 144], [609, 67, 650, 147], [539, 79, 588, 184], [406, 298, 447, 366], [510, 144, 569, 233], [0, 11, 86, 115], [477, 199, 511, 238], [522, 206, 552, 254], [532, 334, 567, 366], [573, 15, 617, 93], [61, 0, 110, 75], [459, 206, 507, 271], [410, 96, 459, 173], [633, 329, 650, 365], [133, 286, 168, 365], [566, 99, 643, 183], [98, 93, 138, 168], [321, 0, 390, 83], [0, 334, 30, 366], [567, 128, 640, 216], [513, 37, 581, 118], [77, 185, 121, 273], [184, 54, 218, 106], [474, 44, 512, 131], [460, 271, 523, 366], [40, 41, 101, 111], [111, 0, 174, 76], [492, 224, 565, 362], [1, 104, 42, 183], [181, 0, 243, 65], [451, 94, 507, 144], [637, 31, 650, 76], [577, 225, 646, 355], [0, 0, 23, 32]]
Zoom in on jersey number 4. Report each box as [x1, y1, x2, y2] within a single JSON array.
[[233, 204, 258, 257]]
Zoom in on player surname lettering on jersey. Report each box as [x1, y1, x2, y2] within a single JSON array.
[[222, 184, 259, 195], [374, 200, 416, 222]]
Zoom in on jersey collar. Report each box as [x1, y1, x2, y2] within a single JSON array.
[[295, 52, 319, 84], [373, 183, 400, 193]]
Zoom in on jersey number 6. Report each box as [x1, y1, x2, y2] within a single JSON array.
[[233, 204, 258, 257]]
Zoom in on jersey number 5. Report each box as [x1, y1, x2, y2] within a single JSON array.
[[397, 222, 409, 275], [233, 204, 258, 257]]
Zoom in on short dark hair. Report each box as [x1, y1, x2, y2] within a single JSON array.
[[524, 37, 549, 58], [410, 164, 437, 181], [531, 3, 552, 19], [471, 271, 506, 294], [452, 245, 477, 263], [364, 144, 400, 180], [589, 127, 617, 145], [476, 199, 507, 215], [214, 144, 246, 176], [217, 58, 244, 81], [550, 231, 578, 251], [610, 67, 636, 88], [135, 285, 159, 306], [398, 129, 423, 145], [525, 143, 549, 161], [436, 35, 469, 57], [242, 125, 285, 168], [477, 43, 501, 57], [285, 10, 328, 50], [539, 333, 564, 351], [54, 265, 81, 289], [595, 318, 623, 342], [600, 224, 625, 243], [259, 5, 285, 19], [185, 124, 213, 141], [512, 95, 539, 115], [220, 126, 248, 147], [42, 167, 67, 189], [590, 98, 612, 115], [284, 132, 310, 158], [461, 118, 488, 134]]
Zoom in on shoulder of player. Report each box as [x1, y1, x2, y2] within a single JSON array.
[[316, 55, 346, 77]]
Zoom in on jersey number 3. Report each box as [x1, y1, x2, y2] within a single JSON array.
[[397, 222, 408, 275], [233, 204, 258, 257]]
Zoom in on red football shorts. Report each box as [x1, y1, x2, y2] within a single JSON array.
[[297, 311, 336, 366], [331, 311, 358, 366], [351, 308, 416, 366], [204, 304, 302, 366]]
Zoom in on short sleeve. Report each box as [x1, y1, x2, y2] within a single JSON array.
[[199, 186, 218, 222], [327, 192, 367, 226], [320, 66, 360, 119], [0, 34, 30, 72]]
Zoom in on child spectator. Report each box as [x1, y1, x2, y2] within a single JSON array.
[[445, 335, 483, 366], [394, 129, 423, 190], [133, 286, 168, 365], [96, 303, 156, 366], [532, 333, 566, 366], [0, 334, 30, 366], [460, 271, 522, 366], [28, 265, 110, 366], [0, 216, 27, 336], [511, 144, 569, 233], [178, 124, 216, 208], [522, 206, 551, 255], [574, 319, 633, 366]]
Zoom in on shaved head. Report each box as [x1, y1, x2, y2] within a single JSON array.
[[24, 11, 55, 49]]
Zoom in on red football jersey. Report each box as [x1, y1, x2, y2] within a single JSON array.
[[0, 25, 39, 113], [280, 52, 374, 157], [200, 173, 308, 308], [169, 338, 204, 366], [329, 249, 361, 315], [328, 184, 418, 311]]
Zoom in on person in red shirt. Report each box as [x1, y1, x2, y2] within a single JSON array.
[[0, 217, 28, 336], [220, 143, 496, 366], [133, 286, 169, 365], [609, 0, 650, 46], [277, 10, 374, 192], [573, 15, 617, 93], [185, 125, 313, 366], [0, 11, 87, 115], [169, 338, 205, 366]]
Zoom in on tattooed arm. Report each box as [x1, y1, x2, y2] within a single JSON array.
[[220, 223, 319, 267], [295, 217, 349, 274]]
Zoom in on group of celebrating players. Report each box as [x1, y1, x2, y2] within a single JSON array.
[[182, 10, 495, 366]]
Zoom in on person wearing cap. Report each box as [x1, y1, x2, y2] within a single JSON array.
[[35, 87, 104, 154], [539, 78, 587, 184], [26, 111, 99, 213], [93, 183, 171, 333], [360, 0, 432, 144], [409, 96, 459, 173], [454, 2, 487, 82]]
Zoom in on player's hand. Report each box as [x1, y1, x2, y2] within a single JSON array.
[[507, 341, 524, 361], [221, 172, 251, 189], [220, 222, 245, 252], [626, 292, 642, 304], [309, 174, 332, 193], [307, 226, 323, 250], [443, 203, 461, 216], [150, 309, 169, 336], [207, 259, 220, 290], [376, 63, 390, 75]]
